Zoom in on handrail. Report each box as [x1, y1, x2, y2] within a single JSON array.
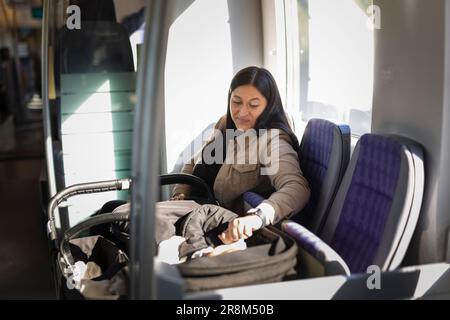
[[41, 0, 57, 199], [129, 0, 175, 300]]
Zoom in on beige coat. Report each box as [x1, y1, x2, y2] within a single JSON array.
[[173, 116, 310, 223]]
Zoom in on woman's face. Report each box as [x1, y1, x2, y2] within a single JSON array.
[[229, 85, 267, 131]]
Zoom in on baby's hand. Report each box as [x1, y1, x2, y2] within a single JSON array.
[[170, 193, 185, 201]]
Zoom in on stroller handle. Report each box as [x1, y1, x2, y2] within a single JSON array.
[[47, 179, 132, 241], [47, 174, 214, 242]]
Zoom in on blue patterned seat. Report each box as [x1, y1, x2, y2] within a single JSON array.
[[283, 134, 425, 275], [244, 119, 350, 233]]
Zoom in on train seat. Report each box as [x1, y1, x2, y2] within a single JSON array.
[[282, 134, 425, 276]]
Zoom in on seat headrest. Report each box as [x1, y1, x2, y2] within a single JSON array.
[[70, 0, 117, 22], [58, 22, 134, 74]]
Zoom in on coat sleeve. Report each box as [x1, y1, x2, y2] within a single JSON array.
[[171, 115, 227, 197], [260, 131, 311, 223]]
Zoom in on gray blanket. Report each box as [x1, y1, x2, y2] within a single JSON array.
[[112, 201, 238, 258]]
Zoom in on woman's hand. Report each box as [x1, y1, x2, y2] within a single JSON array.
[[170, 193, 186, 201], [218, 215, 263, 244]]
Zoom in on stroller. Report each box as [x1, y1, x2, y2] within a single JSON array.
[[46, 175, 298, 299], [47, 179, 132, 299]]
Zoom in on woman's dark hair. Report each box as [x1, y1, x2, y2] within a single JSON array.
[[193, 66, 301, 196], [225, 66, 301, 158]]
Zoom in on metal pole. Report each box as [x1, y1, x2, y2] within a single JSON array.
[[130, 0, 174, 300], [10, 3, 26, 123], [41, 0, 57, 198]]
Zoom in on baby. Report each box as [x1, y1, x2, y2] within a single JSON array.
[[157, 236, 247, 265]]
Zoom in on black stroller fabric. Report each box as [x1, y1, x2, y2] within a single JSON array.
[[59, 235, 128, 299]]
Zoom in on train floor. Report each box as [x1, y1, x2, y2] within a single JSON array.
[[0, 113, 56, 299]]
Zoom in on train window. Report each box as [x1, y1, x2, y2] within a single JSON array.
[[165, 0, 236, 173], [295, 0, 374, 136]]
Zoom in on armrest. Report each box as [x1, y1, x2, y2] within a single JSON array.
[[243, 191, 265, 208], [282, 220, 351, 276]]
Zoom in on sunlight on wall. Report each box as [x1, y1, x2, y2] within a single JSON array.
[[60, 76, 134, 225], [61, 80, 118, 177], [165, 0, 234, 172], [68, 80, 112, 113], [61, 80, 115, 168]]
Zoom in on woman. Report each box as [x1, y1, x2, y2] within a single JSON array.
[[171, 66, 310, 245]]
